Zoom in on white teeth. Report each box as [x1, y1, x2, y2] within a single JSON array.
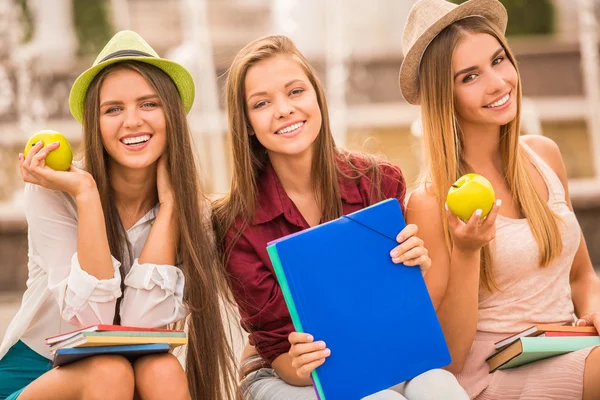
[[276, 122, 304, 135], [121, 135, 151, 145], [485, 93, 510, 108]]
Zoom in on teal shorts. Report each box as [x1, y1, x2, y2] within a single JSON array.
[[0, 341, 53, 400]]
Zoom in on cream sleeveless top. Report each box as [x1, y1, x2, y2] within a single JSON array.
[[477, 142, 581, 333]]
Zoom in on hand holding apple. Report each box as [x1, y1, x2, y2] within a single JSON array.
[[445, 174, 502, 253], [19, 131, 95, 198], [23, 130, 73, 171], [446, 173, 495, 221]]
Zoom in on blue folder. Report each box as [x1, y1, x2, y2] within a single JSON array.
[[267, 198, 450, 400], [53, 343, 170, 367]]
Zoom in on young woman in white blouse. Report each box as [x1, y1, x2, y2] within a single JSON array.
[[0, 31, 238, 400]]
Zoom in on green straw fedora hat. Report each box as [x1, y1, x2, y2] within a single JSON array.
[[69, 30, 195, 123], [399, 0, 507, 105]]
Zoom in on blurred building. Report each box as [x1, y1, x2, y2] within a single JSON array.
[[0, 0, 599, 295]]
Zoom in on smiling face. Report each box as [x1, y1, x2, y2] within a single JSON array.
[[244, 54, 322, 159], [98, 68, 167, 170], [452, 32, 518, 131]]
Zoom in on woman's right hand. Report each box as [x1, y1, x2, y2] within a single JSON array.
[[288, 332, 331, 379], [446, 199, 502, 253], [19, 141, 96, 198]]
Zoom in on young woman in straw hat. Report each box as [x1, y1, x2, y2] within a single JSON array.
[[401, 0, 600, 398], [212, 34, 469, 400], [0, 31, 239, 400]]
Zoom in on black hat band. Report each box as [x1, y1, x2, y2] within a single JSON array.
[[99, 49, 155, 63]]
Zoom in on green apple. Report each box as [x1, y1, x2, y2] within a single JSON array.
[[447, 173, 495, 221], [23, 130, 73, 171]]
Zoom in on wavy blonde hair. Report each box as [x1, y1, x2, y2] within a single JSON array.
[[417, 17, 563, 292]]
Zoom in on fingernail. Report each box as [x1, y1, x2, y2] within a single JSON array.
[[324, 349, 331, 356], [307, 334, 313, 341], [18, 154, 22, 161], [36, 140, 43, 146], [475, 209, 483, 216], [53, 141, 60, 145], [496, 199, 502, 207], [390, 250, 399, 257], [445, 203, 449, 211]]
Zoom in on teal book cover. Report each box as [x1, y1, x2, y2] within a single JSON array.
[[267, 198, 450, 400], [499, 336, 600, 370]]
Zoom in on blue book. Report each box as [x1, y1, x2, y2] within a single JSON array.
[[267, 198, 450, 400], [53, 343, 171, 367]]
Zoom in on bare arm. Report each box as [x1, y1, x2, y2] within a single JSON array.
[[272, 353, 313, 386], [21, 141, 115, 280], [74, 188, 117, 279], [570, 233, 600, 319], [406, 187, 500, 372], [521, 136, 600, 324], [435, 247, 481, 373], [21, 142, 120, 326], [119, 155, 187, 327], [138, 155, 179, 266], [138, 203, 179, 266]]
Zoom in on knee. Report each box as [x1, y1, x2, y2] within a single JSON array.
[[134, 353, 186, 383], [404, 369, 468, 400], [82, 355, 135, 399], [133, 353, 189, 397]]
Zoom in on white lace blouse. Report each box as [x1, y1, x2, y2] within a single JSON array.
[[0, 183, 187, 360]]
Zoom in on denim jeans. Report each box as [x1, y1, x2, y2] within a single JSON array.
[[241, 368, 468, 400]]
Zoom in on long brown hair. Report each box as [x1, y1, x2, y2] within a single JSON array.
[[83, 61, 239, 399], [417, 17, 563, 292], [213, 35, 392, 259]]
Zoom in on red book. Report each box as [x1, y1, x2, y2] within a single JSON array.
[[495, 324, 598, 350], [46, 325, 184, 345]]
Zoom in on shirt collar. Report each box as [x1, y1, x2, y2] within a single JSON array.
[[127, 204, 159, 232], [253, 157, 364, 225]]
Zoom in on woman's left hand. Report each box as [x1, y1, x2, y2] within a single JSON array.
[[575, 313, 600, 333], [156, 154, 175, 208], [389, 224, 431, 275]]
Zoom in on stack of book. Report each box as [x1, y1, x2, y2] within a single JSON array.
[[46, 324, 187, 367], [487, 324, 600, 372]]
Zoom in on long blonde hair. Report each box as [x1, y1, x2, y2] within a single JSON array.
[[418, 17, 563, 292], [83, 61, 240, 400], [213, 35, 391, 257]]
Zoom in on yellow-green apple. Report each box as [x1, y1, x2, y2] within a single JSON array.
[[447, 173, 496, 221], [23, 130, 73, 171]]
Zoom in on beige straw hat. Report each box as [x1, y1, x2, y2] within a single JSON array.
[[399, 0, 508, 105]]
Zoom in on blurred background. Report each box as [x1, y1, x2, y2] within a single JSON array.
[[1, 0, 599, 337]]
